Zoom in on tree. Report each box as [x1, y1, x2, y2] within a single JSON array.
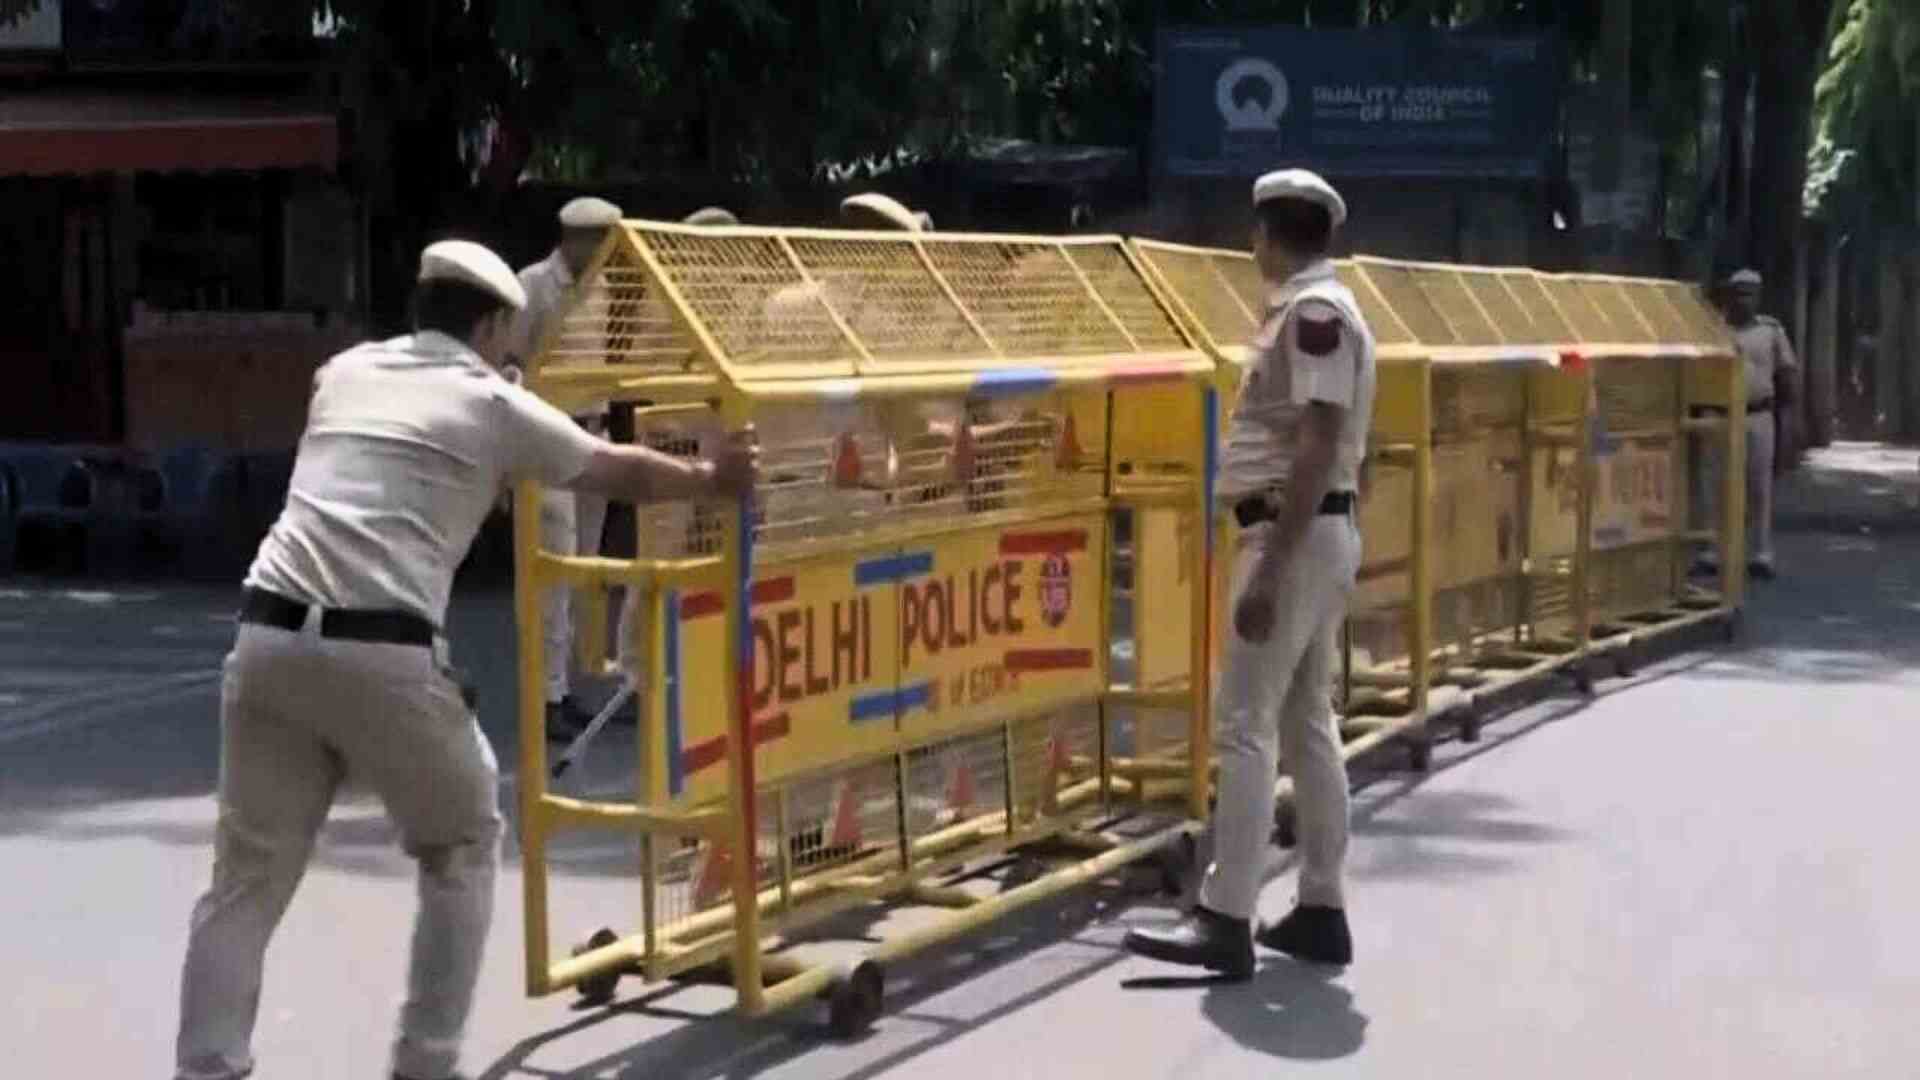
[[1808, 0, 1920, 437]]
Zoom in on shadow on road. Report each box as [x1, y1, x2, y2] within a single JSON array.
[[1688, 532, 1920, 685], [1202, 962, 1369, 1062]]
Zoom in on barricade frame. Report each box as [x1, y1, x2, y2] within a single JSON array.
[[1129, 240, 1745, 772], [512, 221, 1224, 1027]]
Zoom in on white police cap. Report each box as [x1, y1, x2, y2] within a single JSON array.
[[684, 206, 739, 227], [417, 240, 527, 311], [840, 192, 923, 232], [1726, 268, 1762, 287], [1252, 168, 1347, 229], [559, 196, 623, 229]]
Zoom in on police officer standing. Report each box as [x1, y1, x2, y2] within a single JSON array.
[[507, 196, 625, 739], [1123, 169, 1375, 979], [172, 239, 757, 1080], [1699, 268, 1799, 580]]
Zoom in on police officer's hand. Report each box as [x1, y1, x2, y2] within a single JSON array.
[[1234, 585, 1277, 644], [710, 425, 760, 498]]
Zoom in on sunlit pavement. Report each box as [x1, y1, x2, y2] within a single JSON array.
[[4, 528, 1919, 1079]]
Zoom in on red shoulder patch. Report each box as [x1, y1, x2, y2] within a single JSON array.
[[1296, 312, 1343, 357]]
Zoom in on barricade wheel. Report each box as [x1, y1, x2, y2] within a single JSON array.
[[1272, 804, 1298, 849], [826, 960, 884, 1038], [1572, 663, 1596, 697], [573, 927, 622, 1006]]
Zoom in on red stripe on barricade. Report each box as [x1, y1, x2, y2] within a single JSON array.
[[752, 577, 796, 605], [681, 713, 791, 775], [680, 592, 724, 620], [999, 530, 1088, 556], [1003, 648, 1094, 672], [686, 577, 795, 620]]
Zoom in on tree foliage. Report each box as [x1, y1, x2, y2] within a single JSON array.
[[1808, 0, 1920, 220]]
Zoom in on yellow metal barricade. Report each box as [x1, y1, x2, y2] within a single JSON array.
[[513, 223, 1222, 1030], [1132, 241, 1744, 765]]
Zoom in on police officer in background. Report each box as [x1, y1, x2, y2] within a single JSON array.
[[1124, 169, 1375, 979], [1698, 268, 1799, 581], [173, 240, 757, 1080], [507, 196, 625, 739]]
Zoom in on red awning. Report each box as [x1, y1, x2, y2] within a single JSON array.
[[0, 93, 339, 176]]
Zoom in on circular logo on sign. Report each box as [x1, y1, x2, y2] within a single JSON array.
[[1216, 58, 1290, 133], [1039, 554, 1072, 628]]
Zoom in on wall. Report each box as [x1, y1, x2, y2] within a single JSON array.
[[122, 309, 357, 452]]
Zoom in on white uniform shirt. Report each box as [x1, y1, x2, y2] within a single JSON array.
[[1731, 315, 1798, 408], [1217, 259, 1377, 500], [245, 331, 601, 626], [510, 251, 608, 421]]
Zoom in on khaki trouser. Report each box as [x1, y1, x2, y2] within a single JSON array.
[[540, 487, 621, 703], [1695, 409, 1776, 569], [1198, 515, 1361, 920], [175, 621, 502, 1080]]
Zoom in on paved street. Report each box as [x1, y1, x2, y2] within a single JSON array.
[[5, 522, 1920, 1079]]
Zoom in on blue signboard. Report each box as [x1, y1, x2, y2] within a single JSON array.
[[1156, 26, 1563, 180]]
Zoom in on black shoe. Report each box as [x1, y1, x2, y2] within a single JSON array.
[[545, 698, 590, 742], [1748, 561, 1777, 581], [1256, 904, 1353, 966], [1122, 905, 1255, 980]]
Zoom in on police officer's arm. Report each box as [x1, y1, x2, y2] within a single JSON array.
[[496, 379, 756, 503], [572, 434, 757, 503], [1772, 320, 1802, 407]]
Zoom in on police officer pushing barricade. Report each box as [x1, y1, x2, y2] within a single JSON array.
[[508, 196, 625, 740], [1696, 268, 1799, 581], [172, 239, 757, 1080], [1124, 169, 1375, 980]]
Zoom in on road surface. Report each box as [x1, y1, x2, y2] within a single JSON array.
[[3, 529, 1917, 1079]]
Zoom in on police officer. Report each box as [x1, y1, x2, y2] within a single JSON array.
[[172, 239, 757, 1080], [1698, 268, 1799, 580], [1123, 169, 1375, 979], [507, 196, 625, 739]]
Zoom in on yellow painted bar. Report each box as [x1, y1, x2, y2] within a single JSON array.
[[512, 480, 551, 996], [1409, 359, 1434, 740], [536, 794, 729, 837], [750, 822, 1201, 1017]]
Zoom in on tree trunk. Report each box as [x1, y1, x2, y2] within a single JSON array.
[[1904, 244, 1920, 440], [1745, 1, 1823, 334], [1720, 5, 1751, 270], [1879, 243, 1910, 439], [1809, 225, 1839, 447]]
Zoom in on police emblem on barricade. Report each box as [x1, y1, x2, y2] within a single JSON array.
[[1038, 553, 1072, 628]]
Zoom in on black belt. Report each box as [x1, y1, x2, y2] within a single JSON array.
[[1695, 400, 1773, 417], [1233, 491, 1356, 528], [240, 587, 436, 648]]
